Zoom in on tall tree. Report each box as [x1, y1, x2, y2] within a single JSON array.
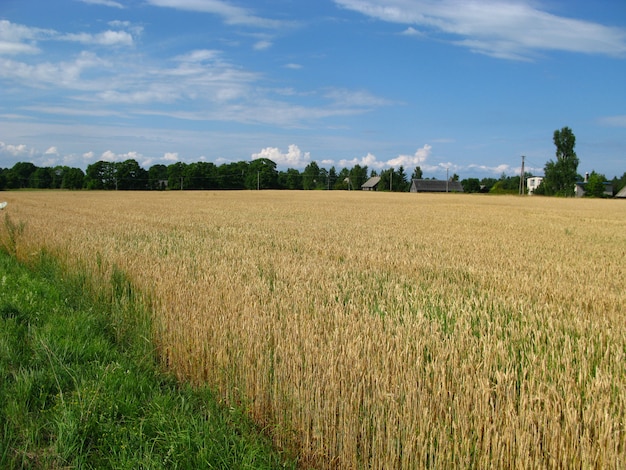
[[247, 158, 278, 189], [541, 127, 579, 196], [85, 161, 117, 189], [411, 166, 423, 180], [302, 161, 320, 190]]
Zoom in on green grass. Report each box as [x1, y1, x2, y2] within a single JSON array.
[[0, 249, 295, 469]]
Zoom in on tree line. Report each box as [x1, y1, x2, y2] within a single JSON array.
[[0, 158, 540, 193], [1, 128, 624, 195]]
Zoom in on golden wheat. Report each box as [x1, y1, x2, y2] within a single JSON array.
[[3, 190, 625, 468]]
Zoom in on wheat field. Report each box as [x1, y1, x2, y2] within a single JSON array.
[[3, 190, 625, 468]]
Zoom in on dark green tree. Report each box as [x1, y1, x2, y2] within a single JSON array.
[[396, 166, 409, 191], [334, 168, 350, 190], [302, 161, 320, 190], [62, 167, 85, 189], [328, 167, 338, 190], [6, 162, 37, 188], [85, 161, 117, 189], [461, 178, 481, 193], [148, 164, 168, 190], [541, 127, 579, 196], [186, 161, 217, 189], [585, 171, 608, 198], [411, 166, 423, 180], [30, 167, 53, 188], [611, 172, 626, 195], [350, 164, 369, 190], [218, 161, 247, 189], [167, 162, 188, 190], [247, 158, 278, 189], [116, 159, 147, 190]]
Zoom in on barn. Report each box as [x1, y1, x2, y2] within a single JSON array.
[[361, 176, 381, 191], [410, 179, 464, 193]]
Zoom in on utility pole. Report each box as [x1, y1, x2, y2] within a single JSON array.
[[257, 171, 260, 190], [390, 169, 393, 191], [446, 167, 449, 193], [519, 155, 525, 195]]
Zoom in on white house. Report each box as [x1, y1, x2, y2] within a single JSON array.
[[526, 177, 543, 195]]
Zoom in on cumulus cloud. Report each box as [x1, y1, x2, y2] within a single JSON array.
[[387, 144, 432, 168], [163, 152, 180, 162], [0, 141, 32, 157], [44, 146, 59, 155], [252, 144, 311, 168], [334, 0, 626, 60], [339, 145, 434, 171], [100, 150, 144, 163]]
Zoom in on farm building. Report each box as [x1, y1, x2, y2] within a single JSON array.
[[526, 176, 543, 195], [410, 179, 464, 193], [361, 176, 381, 191], [574, 173, 613, 197], [616, 186, 626, 198]]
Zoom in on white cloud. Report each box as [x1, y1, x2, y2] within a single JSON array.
[[252, 144, 311, 168], [325, 88, 394, 108], [387, 144, 432, 168], [254, 40, 272, 50], [0, 20, 53, 55], [0, 41, 40, 55], [0, 141, 32, 157], [468, 163, 513, 175], [163, 152, 180, 162], [79, 0, 124, 8], [44, 146, 59, 155], [334, 0, 626, 60], [61, 30, 134, 47], [284, 63, 303, 70], [339, 145, 434, 170], [599, 115, 626, 128], [339, 152, 382, 169], [401, 27, 423, 37], [146, 0, 286, 29]]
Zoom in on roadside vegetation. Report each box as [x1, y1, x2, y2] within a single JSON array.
[[0, 239, 294, 469]]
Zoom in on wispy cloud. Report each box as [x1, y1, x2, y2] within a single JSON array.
[[599, 115, 626, 128], [146, 0, 287, 29], [0, 19, 136, 59], [334, 0, 626, 60], [79, 0, 125, 8]]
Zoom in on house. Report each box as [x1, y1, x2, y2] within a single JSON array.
[[526, 176, 543, 195], [410, 179, 464, 193], [361, 176, 381, 191], [574, 173, 613, 197]]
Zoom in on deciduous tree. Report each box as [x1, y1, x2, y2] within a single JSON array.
[[541, 127, 579, 196]]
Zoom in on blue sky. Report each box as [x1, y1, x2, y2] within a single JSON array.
[[1, 0, 625, 179]]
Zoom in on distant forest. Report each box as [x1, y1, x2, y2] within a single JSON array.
[[2, 158, 625, 195]]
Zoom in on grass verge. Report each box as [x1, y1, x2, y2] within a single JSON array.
[[0, 248, 295, 469]]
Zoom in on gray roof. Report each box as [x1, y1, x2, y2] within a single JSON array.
[[615, 186, 626, 198], [410, 179, 464, 192], [361, 176, 381, 189]]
